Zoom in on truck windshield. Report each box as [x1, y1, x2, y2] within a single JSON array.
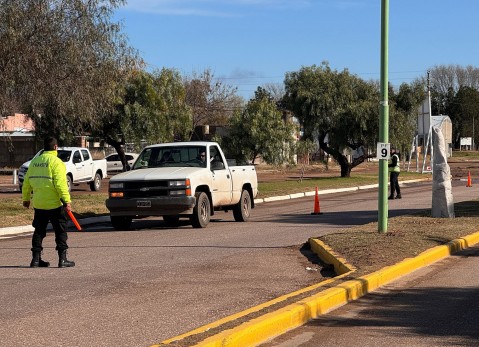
[[33, 149, 71, 163], [57, 150, 72, 162], [132, 146, 207, 169]]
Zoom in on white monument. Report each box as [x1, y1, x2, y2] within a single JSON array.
[[431, 126, 454, 218]]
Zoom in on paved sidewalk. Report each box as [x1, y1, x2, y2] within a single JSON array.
[[262, 245, 479, 347]]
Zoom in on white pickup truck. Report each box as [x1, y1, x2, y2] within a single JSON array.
[[18, 147, 108, 192], [106, 141, 258, 229]]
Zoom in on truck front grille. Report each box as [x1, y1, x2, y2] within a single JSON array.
[[124, 180, 169, 198]]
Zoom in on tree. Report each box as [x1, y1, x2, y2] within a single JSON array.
[[283, 63, 379, 177], [389, 81, 426, 156], [429, 65, 479, 133], [0, 0, 138, 142], [223, 87, 296, 165], [449, 86, 479, 148], [96, 69, 192, 170], [184, 69, 242, 139], [429, 64, 479, 96]]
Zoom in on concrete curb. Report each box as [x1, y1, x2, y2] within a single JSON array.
[[1, 179, 428, 237], [156, 230, 479, 347], [253, 178, 427, 205], [0, 216, 110, 238]]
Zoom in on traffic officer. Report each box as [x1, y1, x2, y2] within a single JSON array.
[[22, 136, 75, 268], [388, 148, 402, 200]]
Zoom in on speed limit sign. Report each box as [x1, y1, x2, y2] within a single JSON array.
[[377, 143, 390, 160]]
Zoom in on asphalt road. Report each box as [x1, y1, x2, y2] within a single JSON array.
[[0, 181, 477, 347], [261, 245, 479, 347]]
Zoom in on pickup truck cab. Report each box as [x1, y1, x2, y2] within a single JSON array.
[[18, 147, 108, 192], [106, 141, 258, 229]]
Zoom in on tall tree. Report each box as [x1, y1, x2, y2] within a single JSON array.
[[429, 64, 479, 120], [96, 69, 192, 170], [223, 87, 296, 165], [283, 63, 379, 177], [184, 69, 242, 139], [0, 0, 138, 142], [389, 81, 426, 156], [449, 86, 479, 147]]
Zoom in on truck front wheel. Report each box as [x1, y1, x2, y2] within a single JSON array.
[[89, 173, 102, 191], [191, 192, 210, 228], [110, 216, 132, 230], [233, 189, 251, 222]]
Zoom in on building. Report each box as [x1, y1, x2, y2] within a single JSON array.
[[0, 114, 40, 168]]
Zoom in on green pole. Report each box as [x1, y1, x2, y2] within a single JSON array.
[[378, 0, 389, 233]]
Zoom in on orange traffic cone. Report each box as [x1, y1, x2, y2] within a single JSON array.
[[311, 186, 322, 215], [467, 171, 472, 187]]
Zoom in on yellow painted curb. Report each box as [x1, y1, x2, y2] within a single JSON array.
[[153, 239, 355, 347], [155, 230, 479, 347], [308, 237, 356, 275]]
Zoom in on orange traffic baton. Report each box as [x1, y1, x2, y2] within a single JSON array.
[[67, 210, 82, 231]]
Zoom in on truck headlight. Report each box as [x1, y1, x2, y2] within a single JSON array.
[[169, 180, 186, 187], [110, 183, 124, 189]]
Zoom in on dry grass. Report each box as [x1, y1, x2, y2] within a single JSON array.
[[165, 200, 479, 346], [0, 193, 109, 228], [319, 200, 479, 276]]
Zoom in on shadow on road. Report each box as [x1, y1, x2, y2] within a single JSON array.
[[266, 208, 425, 226], [308, 285, 479, 345]]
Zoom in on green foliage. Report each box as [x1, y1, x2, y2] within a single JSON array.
[[283, 62, 380, 177], [223, 87, 296, 165], [429, 65, 479, 147], [100, 69, 192, 149], [450, 86, 479, 145], [295, 139, 316, 156], [389, 81, 426, 154], [0, 0, 138, 140]]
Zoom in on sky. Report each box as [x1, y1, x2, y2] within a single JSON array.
[[114, 0, 479, 100]]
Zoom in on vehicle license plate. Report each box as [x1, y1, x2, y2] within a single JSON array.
[[137, 200, 151, 208]]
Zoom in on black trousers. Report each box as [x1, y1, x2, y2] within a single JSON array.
[[31, 206, 68, 252], [389, 172, 401, 197]]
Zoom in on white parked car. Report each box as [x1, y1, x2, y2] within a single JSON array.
[[105, 152, 138, 173], [18, 147, 108, 192]]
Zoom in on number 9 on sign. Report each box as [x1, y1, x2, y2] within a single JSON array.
[[377, 143, 390, 160]]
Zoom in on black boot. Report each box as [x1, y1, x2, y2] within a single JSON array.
[[30, 251, 50, 268], [58, 250, 75, 268]]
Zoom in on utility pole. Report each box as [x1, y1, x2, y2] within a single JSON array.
[[378, 0, 389, 233]]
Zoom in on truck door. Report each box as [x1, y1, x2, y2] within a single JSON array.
[[209, 145, 232, 206], [81, 149, 94, 180], [72, 150, 88, 180]]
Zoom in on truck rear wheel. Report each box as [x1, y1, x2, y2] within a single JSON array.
[[89, 173, 102, 191], [110, 216, 132, 230], [233, 189, 251, 222], [191, 192, 210, 228]]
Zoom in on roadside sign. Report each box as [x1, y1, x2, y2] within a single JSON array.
[[377, 143, 390, 160]]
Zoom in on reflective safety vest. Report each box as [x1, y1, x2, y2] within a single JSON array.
[[22, 150, 71, 210], [388, 153, 400, 173]]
